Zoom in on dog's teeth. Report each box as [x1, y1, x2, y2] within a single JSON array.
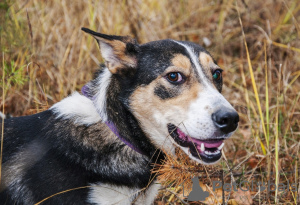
[[217, 142, 224, 150], [204, 150, 221, 155], [200, 143, 205, 152]]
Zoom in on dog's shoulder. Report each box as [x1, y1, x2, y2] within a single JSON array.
[[50, 91, 101, 125], [3, 91, 100, 130]]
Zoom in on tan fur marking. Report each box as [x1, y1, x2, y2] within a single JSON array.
[[96, 37, 137, 74], [171, 54, 191, 71], [110, 41, 136, 65], [130, 76, 201, 149], [199, 52, 221, 90], [199, 52, 215, 72]]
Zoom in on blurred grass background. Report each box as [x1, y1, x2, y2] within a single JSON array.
[[0, 0, 299, 204]]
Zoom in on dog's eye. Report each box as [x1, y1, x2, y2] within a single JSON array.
[[212, 70, 222, 81], [166, 72, 184, 84]]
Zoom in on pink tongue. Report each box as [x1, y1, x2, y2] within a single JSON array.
[[177, 128, 223, 148], [192, 138, 223, 148]]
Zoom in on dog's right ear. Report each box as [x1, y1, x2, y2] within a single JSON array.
[[81, 28, 139, 74]]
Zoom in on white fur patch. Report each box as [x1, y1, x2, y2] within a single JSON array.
[[50, 92, 101, 125], [88, 182, 160, 205], [135, 182, 161, 205], [93, 68, 112, 121], [88, 183, 139, 205]]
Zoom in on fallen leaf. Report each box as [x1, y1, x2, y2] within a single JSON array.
[[233, 188, 253, 205], [239, 128, 251, 139], [247, 157, 259, 169], [227, 199, 239, 205]]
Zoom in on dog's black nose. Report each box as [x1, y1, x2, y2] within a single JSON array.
[[212, 110, 239, 134]]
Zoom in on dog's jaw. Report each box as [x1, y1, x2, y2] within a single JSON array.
[[167, 123, 236, 164]]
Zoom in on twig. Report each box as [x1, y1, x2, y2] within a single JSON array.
[[164, 188, 189, 205]]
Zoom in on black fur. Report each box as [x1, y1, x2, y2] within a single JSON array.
[[154, 84, 180, 99], [0, 110, 158, 204]]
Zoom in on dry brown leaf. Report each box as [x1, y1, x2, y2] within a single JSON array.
[[203, 188, 223, 205], [247, 157, 259, 169], [239, 128, 252, 139], [227, 199, 239, 205], [232, 189, 253, 205], [235, 150, 247, 158]]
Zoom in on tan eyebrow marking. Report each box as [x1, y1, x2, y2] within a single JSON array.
[[171, 54, 191, 71], [199, 52, 214, 69]]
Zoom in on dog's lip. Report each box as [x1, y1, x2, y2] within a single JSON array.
[[177, 128, 224, 148], [167, 124, 224, 163]]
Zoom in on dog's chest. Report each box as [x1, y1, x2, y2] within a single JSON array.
[[87, 182, 160, 205]]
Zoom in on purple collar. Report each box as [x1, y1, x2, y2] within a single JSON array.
[[81, 85, 144, 155], [105, 121, 144, 155]]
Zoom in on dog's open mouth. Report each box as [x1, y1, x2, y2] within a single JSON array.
[[168, 124, 224, 163]]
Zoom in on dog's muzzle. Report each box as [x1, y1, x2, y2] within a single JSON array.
[[168, 124, 225, 163], [168, 109, 239, 164]]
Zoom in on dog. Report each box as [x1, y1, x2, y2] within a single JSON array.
[[0, 28, 239, 205]]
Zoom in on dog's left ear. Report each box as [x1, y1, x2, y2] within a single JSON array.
[[82, 28, 139, 74]]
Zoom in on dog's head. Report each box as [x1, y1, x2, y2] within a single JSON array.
[[82, 28, 239, 165]]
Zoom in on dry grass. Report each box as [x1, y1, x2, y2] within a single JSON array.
[[0, 0, 299, 204]]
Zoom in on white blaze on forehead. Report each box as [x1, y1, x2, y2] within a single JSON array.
[[171, 40, 210, 87]]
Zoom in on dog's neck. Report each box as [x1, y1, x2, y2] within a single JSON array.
[[105, 75, 156, 158], [105, 121, 144, 155], [82, 69, 162, 160]]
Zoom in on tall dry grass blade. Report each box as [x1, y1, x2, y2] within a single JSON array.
[[87, 0, 96, 31], [257, 136, 266, 155], [274, 64, 282, 204], [26, 9, 33, 48], [264, 40, 272, 188], [296, 160, 299, 203], [0, 52, 5, 185], [264, 41, 270, 144], [236, 2, 268, 153], [11, 6, 20, 33], [271, 41, 300, 53], [275, 96, 279, 204]]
